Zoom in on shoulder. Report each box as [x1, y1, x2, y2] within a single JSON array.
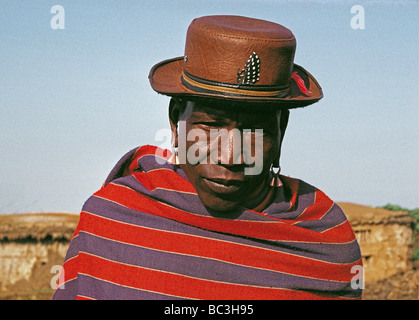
[[80, 144, 193, 216], [102, 145, 171, 186], [277, 175, 349, 222]]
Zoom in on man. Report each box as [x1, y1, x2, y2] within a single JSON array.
[[53, 15, 362, 300]]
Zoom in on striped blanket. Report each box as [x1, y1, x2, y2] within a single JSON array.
[[52, 145, 362, 300]]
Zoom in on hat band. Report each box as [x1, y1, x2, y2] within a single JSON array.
[[181, 71, 289, 97]]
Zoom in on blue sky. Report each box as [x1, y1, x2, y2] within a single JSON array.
[[0, 0, 418, 213]]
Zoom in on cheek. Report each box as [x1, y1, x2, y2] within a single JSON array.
[[262, 136, 280, 166], [185, 129, 211, 164]]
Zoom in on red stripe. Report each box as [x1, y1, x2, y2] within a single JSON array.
[[76, 295, 94, 300], [71, 220, 83, 239], [294, 190, 334, 221], [119, 145, 197, 194], [77, 252, 346, 300], [61, 256, 79, 284], [133, 170, 197, 194], [322, 220, 357, 238], [80, 212, 360, 282], [125, 145, 169, 175], [282, 176, 299, 211], [95, 183, 355, 244]]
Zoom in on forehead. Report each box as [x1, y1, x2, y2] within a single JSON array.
[[182, 100, 281, 121]]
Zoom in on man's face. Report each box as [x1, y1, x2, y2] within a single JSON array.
[[174, 100, 282, 215]]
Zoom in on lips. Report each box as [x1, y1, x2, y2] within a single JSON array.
[[202, 177, 244, 194]]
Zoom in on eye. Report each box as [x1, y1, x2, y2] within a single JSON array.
[[198, 121, 217, 126]]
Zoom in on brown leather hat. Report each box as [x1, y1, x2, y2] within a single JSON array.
[[149, 15, 323, 108]]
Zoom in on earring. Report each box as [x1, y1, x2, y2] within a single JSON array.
[[269, 164, 283, 187], [168, 143, 180, 165]]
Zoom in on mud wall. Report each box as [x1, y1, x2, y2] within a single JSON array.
[[0, 213, 78, 299]]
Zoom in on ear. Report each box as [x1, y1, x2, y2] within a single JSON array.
[[279, 108, 289, 146], [274, 109, 290, 167], [168, 98, 182, 147]]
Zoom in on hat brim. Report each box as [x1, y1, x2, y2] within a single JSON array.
[[149, 57, 323, 108]]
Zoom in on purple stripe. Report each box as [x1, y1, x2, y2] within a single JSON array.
[[62, 234, 80, 261], [103, 147, 138, 186], [106, 152, 324, 224], [52, 278, 78, 300], [293, 203, 348, 232], [76, 274, 183, 300], [77, 231, 360, 298], [265, 179, 316, 218], [107, 153, 331, 223], [112, 175, 278, 222], [82, 196, 358, 264]]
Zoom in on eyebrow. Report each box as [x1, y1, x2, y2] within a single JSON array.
[[189, 112, 219, 121], [186, 102, 281, 129]]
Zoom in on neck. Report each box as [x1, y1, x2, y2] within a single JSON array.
[[243, 180, 275, 212]]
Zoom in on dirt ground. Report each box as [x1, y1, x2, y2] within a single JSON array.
[[362, 267, 418, 300]]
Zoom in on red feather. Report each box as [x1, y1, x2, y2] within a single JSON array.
[[291, 72, 311, 95]]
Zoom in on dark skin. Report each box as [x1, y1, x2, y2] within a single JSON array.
[[169, 98, 289, 217]]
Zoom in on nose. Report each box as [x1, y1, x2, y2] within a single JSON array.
[[209, 128, 245, 166]]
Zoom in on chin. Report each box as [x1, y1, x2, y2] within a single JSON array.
[[200, 196, 244, 218]]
